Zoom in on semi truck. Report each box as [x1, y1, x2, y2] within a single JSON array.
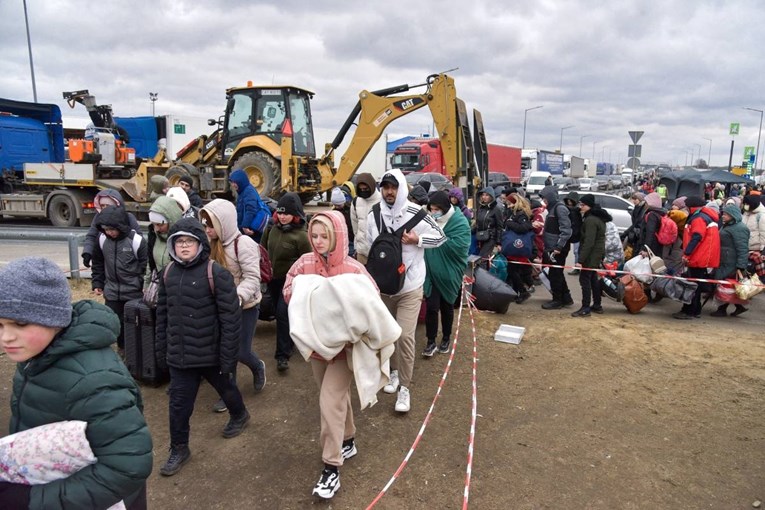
[[391, 139, 521, 184], [564, 155, 586, 178], [520, 149, 564, 181]]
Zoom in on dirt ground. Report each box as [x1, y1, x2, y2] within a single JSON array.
[[1, 278, 763, 509]]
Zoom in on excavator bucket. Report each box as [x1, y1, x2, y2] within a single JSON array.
[[473, 109, 488, 188], [455, 98, 477, 201]]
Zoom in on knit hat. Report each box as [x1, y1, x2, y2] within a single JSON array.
[[684, 196, 705, 208], [408, 184, 429, 206], [276, 192, 305, 218], [743, 194, 761, 210], [671, 196, 687, 210], [179, 175, 194, 187], [148, 211, 168, 224], [644, 192, 662, 209], [631, 191, 645, 202], [330, 187, 346, 206], [428, 191, 451, 213], [0, 257, 72, 328], [578, 194, 596, 208], [166, 186, 191, 212], [479, 186, 496, 200]]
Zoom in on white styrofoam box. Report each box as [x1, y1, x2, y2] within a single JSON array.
[[494, 324, 525, 344]]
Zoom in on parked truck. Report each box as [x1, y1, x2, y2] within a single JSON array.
[[391, 139, 521, 184], [520, 149, 564, 181], [564, 155, 586, 178]]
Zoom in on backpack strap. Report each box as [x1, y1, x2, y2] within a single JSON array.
[[394, 208, 428, 237], [372, 203, 387, 233], [162, 259, 215, 295], [100, 230, 142, 258], [233, 235, 241, 259]]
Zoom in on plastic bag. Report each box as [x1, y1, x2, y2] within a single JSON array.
[[142, 270, 159, 308], [623, 254, 654, 284], [471, 267, 517, 314], [489, 253, 508, 282], [735, 273, 764, 300]]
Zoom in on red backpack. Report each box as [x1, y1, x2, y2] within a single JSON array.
[[234, 236, 272, 284], [655, 214, 678, 245]]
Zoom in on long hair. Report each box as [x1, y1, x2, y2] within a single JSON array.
[[511, 195, 532, 218], [199, 209, 229, 271]]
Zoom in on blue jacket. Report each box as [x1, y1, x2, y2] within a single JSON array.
[[229, 170, 270, 234]]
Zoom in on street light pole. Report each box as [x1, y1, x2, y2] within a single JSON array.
[[693, 143, 702, 167], [559, 125, 573, 152], [149, 92, 158, 116], [703, 137, 712, 166], [23, 0, 37, 102], [579, 135, 591, 157], [522, 105, 544, 149], [592, 140, 600, 161], [744, 107, 763, 171]]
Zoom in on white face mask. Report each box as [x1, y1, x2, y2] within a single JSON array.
[[431, 211, 443, 220], [744, 205, 750, 211]]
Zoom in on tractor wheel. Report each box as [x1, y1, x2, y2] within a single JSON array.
[[48, 194, 78, 227], [230, 151, 280, 199], [165, 163, 200, 190]]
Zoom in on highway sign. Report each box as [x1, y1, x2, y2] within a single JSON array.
[[628, 131, 644, 143], [628, 144, 642, 158], [729, 123, 740, 136]]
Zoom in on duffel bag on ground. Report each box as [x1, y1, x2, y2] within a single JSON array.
[[619, 274, 648, 314], [650, 276, 698, 304], [471, 266, 517, 314]]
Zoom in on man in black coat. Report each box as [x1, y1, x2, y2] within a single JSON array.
[[156, 217, 249, 477]]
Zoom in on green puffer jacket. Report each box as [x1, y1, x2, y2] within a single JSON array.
[[9, 300, 153, 509], [261, 221, 312, 279], [714, 204, 750, 280]]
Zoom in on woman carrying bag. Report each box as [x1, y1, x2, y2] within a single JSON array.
[[711, 204, 751, 317]]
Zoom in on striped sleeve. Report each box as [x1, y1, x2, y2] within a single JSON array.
[[407, 205, 446, 248]]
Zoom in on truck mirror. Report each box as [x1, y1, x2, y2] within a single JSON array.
[[207, 119, 217, 126]]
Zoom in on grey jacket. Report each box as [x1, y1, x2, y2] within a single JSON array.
[[539, 186, 572, 251]]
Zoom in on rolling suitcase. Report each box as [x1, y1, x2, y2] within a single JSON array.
[[123, 299, 168, 386]]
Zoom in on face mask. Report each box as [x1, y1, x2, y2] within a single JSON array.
[[357, 188, 372, 199], [744, 205, 750, 211], [431, 211, 443, 220]]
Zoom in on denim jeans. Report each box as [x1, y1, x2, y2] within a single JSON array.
[[233, 305, 262, 383], [168, 366, 246, 446]]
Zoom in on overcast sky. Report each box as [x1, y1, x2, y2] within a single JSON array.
[[2, 0, 764, 169]]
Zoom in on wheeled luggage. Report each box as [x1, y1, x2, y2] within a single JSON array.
[[123, 298, 168, 386]]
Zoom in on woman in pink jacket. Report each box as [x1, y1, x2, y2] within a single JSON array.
[[283, 211, 375, 500]]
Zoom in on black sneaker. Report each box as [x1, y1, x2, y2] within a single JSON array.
[[277, 359, 289, 372], [438, 339, 450, 354], [312, 467, 340, 499], [515, 291, 531, 304], [562, 294, 575, 307], [222, 410, 251, 438], [541, 300, 564, 310], [422, 342, 437, 357], [159, 444, 191, 476], [571, 307, 591, 317], [591, 305, 604, 314], [254, 360, 267, 393], [341, 438, 357, 460]]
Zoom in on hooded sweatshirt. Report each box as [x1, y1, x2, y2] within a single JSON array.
[[366, 169, 447, 295], [229, 169, 270, 234], [156, 218, 241, 372], [83, 189, 142, 258], [715, 204, 750, 279], [201, 199, 262, 308], [351, 173, 382, 258], [145, 196, 184, 285], [539, 185, 572, 251], [448, 187, 473, 220], [91, 205, 148, 301]]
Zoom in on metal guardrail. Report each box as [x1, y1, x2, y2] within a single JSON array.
[[0, 228, 86, 279]]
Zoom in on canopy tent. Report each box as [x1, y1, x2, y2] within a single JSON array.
[[698, 169, 752, 185], [658, 169, 704, 201]]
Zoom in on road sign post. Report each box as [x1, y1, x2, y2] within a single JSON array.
[[627, 131, 644, 170]]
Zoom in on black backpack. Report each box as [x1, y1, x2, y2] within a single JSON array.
[[367, 204, 427, 295]]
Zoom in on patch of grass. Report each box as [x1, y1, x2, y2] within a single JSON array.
[[69, 278, 99, 303]]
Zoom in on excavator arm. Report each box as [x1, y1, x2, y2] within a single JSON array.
[[313, 73, 462, 190]]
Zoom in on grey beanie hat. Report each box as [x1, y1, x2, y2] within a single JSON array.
[[0, 257, 72, 328]]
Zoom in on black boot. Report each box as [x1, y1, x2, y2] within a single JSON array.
[[710, 304, 728, 317], [222, 410, 251, 438], [160, 444, 191, 476], [731, 304, 748, 317]]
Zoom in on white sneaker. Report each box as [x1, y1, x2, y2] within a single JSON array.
[[383, 370, 399, 394], [312, 468, 340, 499], [395, 386, 410, 413]]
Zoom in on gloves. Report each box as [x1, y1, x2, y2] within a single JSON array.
[[82, 252, 92, 268], [0, 482, 31, 510]]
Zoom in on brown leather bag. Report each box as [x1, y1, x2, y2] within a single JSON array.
[[619, 274, 648, 314]]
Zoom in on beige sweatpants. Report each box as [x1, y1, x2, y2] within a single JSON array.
[[382, 287, 423, 389], [311, 356, 356, 467]]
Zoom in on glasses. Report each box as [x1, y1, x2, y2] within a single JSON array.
[[175, 238, 198, 247]]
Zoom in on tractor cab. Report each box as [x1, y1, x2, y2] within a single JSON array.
[[221, 84, 316, 164]]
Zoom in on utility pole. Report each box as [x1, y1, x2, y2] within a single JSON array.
[[23, 0, 37, 102], [149, 92, 158, 116]]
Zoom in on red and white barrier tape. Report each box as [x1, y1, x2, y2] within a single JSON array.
[[488, 255, 765, 288], [461, 285, 480, 510], [365, 279, 469, 510]]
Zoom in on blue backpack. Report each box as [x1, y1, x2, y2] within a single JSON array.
[[501, 229, 534, 258]]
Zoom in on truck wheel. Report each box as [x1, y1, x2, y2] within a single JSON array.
[[48, 195, 78, 227], [165, 163, 200, 190], [230, 151, 279, 199]]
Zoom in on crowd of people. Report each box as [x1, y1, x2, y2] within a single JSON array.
[[2, 169, 764, 507]]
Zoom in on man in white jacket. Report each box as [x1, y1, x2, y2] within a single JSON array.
[[351, 173, 381, 265], [367, 169, 446, 413]]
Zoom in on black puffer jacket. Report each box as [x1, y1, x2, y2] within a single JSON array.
[[156, 218, 241, 373], [92, 205, 148, 301]]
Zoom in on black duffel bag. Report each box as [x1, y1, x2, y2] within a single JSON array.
[[471, 266, 517, 314], [650, 276, 697, 304]]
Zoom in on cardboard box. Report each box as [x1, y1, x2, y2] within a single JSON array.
[[494, 324, 525, 345]]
